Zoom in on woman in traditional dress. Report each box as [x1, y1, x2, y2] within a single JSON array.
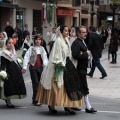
[[0, 32, 8, 53], [0, 38, 26, 108], [21, 35, 33, 58], [22, 35, 48, 106], [36, 25, 84, 115], [69, 27, 77, 45]]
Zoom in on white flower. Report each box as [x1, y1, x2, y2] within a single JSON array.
[[0, 71, 7, 79], [23, 48, 27, 51], [52, 60, 65, 67], [17, 58, 22, 64]]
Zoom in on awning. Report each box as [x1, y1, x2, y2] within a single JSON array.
[[0, 2, 18, 8], [57, 8, 74, 16]]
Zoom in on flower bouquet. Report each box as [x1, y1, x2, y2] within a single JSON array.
[[53, 61, 66, 81], [0, 71, 7, 81], [17, 58, 23, 64], [22, 48, 27, 58]]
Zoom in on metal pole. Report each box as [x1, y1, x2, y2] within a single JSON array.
[[112, 9, 115, 30], [91, 3, 94, 25], [90, 0, 94, 26]]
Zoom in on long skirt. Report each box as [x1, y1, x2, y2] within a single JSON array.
[[36, 79, 84, 108]]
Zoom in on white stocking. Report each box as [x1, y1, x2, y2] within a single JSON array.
[[84, 95, 91, 110]]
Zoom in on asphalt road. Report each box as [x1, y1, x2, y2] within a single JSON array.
[[0, 45, 120, 120], [0, 79, 120, 120]]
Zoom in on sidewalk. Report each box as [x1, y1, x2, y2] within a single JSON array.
[[87, 46, 120, 100]]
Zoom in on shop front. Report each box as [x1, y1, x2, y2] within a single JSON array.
[[57, 8, 74, 27]]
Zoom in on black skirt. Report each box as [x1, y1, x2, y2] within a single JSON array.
[[63, 57, 83, 101]]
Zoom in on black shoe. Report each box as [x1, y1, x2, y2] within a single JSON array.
[[112, 61, 117, 64], [6, 104, 15, 108], [64, 107, 76, 115], [71, 108, 81, 111], [5, 100, 15, 108], [100, 74, 107, 79], [85, 108, 97, 113], [87, 73, 93, 77], [48, 105, 57, 114]]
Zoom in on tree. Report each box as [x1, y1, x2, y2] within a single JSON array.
[[109, 0, 120, 5]]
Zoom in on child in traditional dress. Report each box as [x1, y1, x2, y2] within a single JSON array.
[[22, 35, 48, 106], [0, 38, 26, 108]]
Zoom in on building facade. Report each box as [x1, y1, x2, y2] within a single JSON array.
[[57, 0, 99, 28], [98, 0, 120, 28], [0, 0, 43, 35], [0, 0, 100, 35]]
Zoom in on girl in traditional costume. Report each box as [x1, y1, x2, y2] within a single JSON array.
[[22, 35, 48, 106], [21, 35, 33, 58], [36, 25, 84, 115], [0, 38, 26, 108]]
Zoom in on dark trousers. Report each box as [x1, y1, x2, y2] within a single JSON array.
[[111, 52, 117, 62], [89, 55, 107, 76], [77, 69, 89, 96], [29, 66, 43, 102]]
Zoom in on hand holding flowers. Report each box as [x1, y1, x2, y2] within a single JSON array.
[[53, 61, 66, 81], [0, 71, 8, 81]]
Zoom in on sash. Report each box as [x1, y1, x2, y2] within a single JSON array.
[[3, 50, 18, 65]]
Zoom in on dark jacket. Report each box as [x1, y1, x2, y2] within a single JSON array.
[[88, 32, 104, 58], [109, 33, 119, 53], [71, 38, 88, 69], [5, 25, 14, 38]]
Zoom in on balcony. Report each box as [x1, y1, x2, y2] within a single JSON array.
[[57, 0, 72, 7]]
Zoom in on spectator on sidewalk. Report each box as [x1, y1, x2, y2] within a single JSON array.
[[23, 24, 30, 40], [108, 28, 119, 64], [5, 21, 14, 38], [101, 27, 108, 48], [87, 26, 107, 79], [15, 24, 22, 49]]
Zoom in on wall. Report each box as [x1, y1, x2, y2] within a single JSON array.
[[12, 0, 42, 35]]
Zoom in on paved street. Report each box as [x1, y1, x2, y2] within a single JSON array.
[[0, 45, 120, 120]]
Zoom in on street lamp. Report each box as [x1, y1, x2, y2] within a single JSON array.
[[110, 3, 119, 30], [90, 0, 94, 25]]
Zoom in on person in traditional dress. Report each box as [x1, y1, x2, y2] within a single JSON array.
[[22, 35, 48, 106], [47, 27, 56, 52], [21, 35, 33, 58], [36, 25, 84, 115], [0, 38, 26, 108], [0, 32, 8, 53], [71, 26, 97, 113], [69, 26, 77, 45]]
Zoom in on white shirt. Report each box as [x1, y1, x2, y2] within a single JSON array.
[[47, 32, 56, 41], [23, 46, 48, 70]]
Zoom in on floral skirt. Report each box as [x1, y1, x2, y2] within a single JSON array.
[[36, 79, 84, 107]]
